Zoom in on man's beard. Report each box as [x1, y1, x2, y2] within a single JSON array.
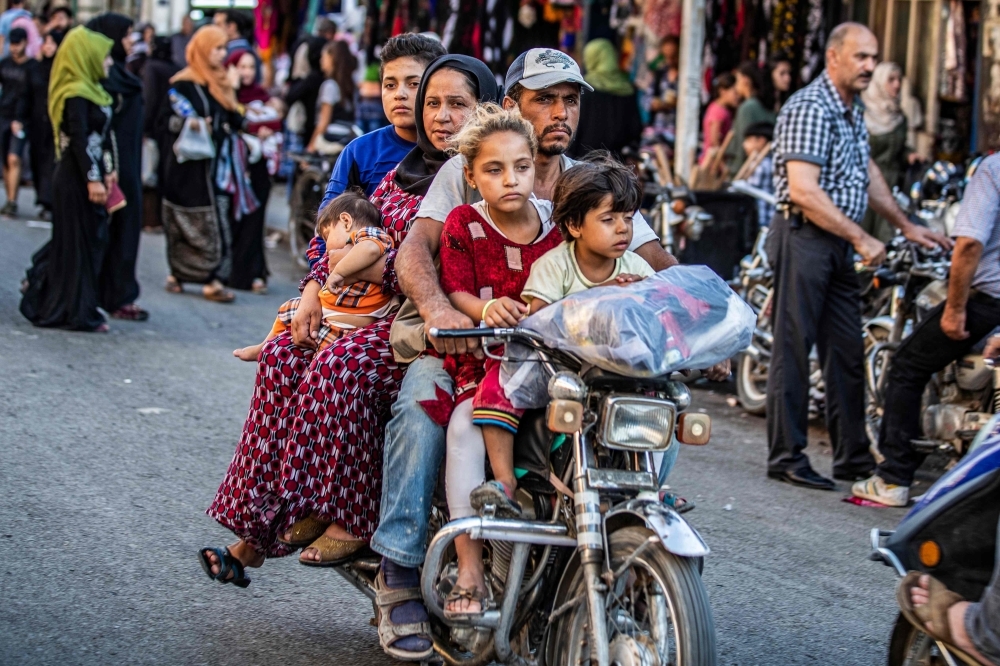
[[538, 123, 574, 156]]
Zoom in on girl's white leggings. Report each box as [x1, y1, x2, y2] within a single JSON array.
[[445, 399, 486, 519]]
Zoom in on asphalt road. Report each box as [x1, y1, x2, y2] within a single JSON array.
[[0, 195, 946, 665]]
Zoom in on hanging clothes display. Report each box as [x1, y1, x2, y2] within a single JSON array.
[[798, 0, 824, 83], [941, 0, 968, 102]]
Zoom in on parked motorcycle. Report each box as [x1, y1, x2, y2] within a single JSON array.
[[862, 238, 996, 464], [633, 145, 712, 257], [869, 412, 1000, 665], [334, 325, 718, 666]]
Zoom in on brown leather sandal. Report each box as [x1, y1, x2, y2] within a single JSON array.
[[277, 515, 330, 547], [374, 570, 435, 662], [297, 535, 366, 567], [897, 572, 981, 666]]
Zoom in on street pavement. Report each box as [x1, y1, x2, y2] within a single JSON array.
[[0, 193, 946, 665]]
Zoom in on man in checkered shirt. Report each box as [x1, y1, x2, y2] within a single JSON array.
[[765, 22, 951, 491]]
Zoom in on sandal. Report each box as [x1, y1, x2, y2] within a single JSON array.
[[298, 535, 366, 567], [165, 276, 183, 294], [277, 515, 331, 547], [203, 284, 236, 303], [110, 304, 149, 321], [198, 546, 251, 588], [443, 585, 490, 621], [251, 279, 268, 295], [374, 570, 435, 662], [897, 572, 980, 666]]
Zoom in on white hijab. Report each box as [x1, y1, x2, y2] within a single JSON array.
[[862, 62, 906, 136]]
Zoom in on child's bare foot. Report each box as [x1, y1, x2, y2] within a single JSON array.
[[233, 342, 265, 361], [446, 566, 487, 615]]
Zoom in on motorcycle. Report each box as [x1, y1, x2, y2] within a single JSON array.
[[862, 239, 997, 464], [287, 122, 363, 267], [633, 145, 713, 257], [333, 325, 719, 666], [869, 411, 1000, 666]]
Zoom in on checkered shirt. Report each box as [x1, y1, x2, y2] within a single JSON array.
[[773, 70, 871, 223], [748, 154, 775, 226]]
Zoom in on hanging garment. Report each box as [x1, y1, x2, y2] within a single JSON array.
[[941, 0, 967, 101]]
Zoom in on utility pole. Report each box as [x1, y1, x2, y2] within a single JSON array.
[[674, 0, 705, 186]]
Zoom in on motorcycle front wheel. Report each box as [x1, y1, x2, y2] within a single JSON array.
[[736, 351, 768, 416], [887, 612, 951, 665], [549, 526, 717, 665]]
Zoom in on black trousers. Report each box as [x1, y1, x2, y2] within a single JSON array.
[[765, 214, 874, 475], [876, 292, 1000, 486]]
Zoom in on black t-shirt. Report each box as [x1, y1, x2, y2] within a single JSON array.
[[0, 55, 31, 121]]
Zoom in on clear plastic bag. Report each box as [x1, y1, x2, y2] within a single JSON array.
[[174, 116, 215, 164], [502, 265, 756, 408]]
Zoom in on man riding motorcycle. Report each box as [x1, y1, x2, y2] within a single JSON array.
[[367, 48, 728, 660], [853, 153, 1000, 507]]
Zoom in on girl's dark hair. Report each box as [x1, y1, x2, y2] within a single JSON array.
[[316, 190, 381, 236], [379, 33, 446, 79], [763, 55, 792, 110], [736, 62, 764, 98], [713, 72, 736, 98], [323, 40, 358, 107], [552, 152, 641, 240]]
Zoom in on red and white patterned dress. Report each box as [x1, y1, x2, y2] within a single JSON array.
[[207, 169, 423, 555]]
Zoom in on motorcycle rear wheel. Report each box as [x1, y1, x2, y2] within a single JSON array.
[[288, 167, 327, 268], [549, 526, 717, 665]]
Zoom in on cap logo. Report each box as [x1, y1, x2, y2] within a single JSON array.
[[535, 51, 574, 70]]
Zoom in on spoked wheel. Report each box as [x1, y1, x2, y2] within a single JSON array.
[[289, 167, 327, 268], [549, 527, 717, 666], [887, 612, 952, 666], [863, 324, 892, 462], [736, 351, 768, 416]]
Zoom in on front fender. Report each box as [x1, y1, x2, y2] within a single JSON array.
[[604, 498, 710, 557], [863, 316, 894, 337]]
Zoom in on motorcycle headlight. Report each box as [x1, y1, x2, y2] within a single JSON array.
[[600, 396, 676, 452]]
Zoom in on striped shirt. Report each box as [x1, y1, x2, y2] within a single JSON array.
[[950, 154, 1000, 299], [320, 227, 397, 316], [773, 70, 871, 223]]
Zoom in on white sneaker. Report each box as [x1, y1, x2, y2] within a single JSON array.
[[852, 475, 909, 507]]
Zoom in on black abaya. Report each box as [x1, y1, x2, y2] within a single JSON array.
[[98, 61, 145, 312], [27, 57, 56, 211], [20, 98, 111, 331], [228, 156, 270, 290]]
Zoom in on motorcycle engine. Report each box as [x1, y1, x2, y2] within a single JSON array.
[[915, 280, 948, 318], [955, 355, 992, 392]]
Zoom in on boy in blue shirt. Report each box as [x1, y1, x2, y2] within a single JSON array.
[[319, 34, 445, 208]]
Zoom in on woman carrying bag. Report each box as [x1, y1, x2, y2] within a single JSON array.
[[20, 27, 115, 332], [157, 25, 244, 303], [87, 13, 149, 321]]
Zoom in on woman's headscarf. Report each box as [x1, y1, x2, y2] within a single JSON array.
[[225, 49, 269, 104], [862, 61, 906, 136], [170, 25, 238, 111], [48, 26, 114, 156], [85, 12, 132, 63], [394, 55, 501, 197], [583, 39, 634, 97], [86, 13, 142, 98]]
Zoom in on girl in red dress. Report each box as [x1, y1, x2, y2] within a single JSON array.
[[437, 103, 563, 617]]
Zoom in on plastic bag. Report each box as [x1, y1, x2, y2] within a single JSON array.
[[174, 116, 215, 163], [501, 265, 756, 408], [141, 137, 158, 188]]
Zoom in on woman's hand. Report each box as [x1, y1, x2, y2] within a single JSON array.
[[484, 297, 527, 327], [87, 181, 107, 205]]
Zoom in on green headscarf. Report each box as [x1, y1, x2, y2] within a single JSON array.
[[583, 39, 634, 97], [48, 26, 114, 156]]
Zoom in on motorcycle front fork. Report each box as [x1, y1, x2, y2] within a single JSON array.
[[573, 430, 611, 666]]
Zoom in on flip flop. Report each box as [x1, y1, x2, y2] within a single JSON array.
[[896, 571, 980, 666], [198, 546, 251, 588], [277, 515, 331, 547], [443, 584, 491, 621], [298, 535, 367, 567], [203, 286, 235, 303], [165, 276, 183, 294], [111, 304, 149, 321]]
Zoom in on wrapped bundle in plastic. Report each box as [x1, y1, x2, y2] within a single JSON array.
[[502, 265, 756, 408]]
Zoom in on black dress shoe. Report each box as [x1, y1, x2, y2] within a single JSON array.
[[767, 468, 836, 490], [833, 469, 875, 482]]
